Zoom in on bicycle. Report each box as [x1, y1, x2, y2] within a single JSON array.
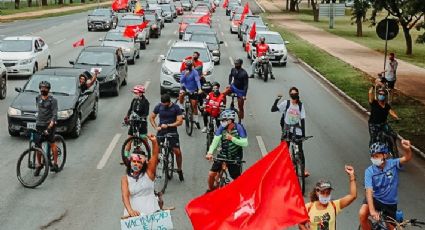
[[121, 112, 151, 166], [374, 120, 399, 158], [183, 91, 197, 136], [283, 132, 313, 196], [212, 157, 245, 189], [226, 93, 240, 120], [154, 133, 178, 194], [205, 105, 225, 153], [358, 211, 425, 230], [16, 128, 67, 188]]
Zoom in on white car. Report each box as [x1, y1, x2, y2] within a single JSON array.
[[249, 31, 289, 66], [0, 36, 51, 77], [242, 23, 268, 48], [0, 60, 7, 99], [159, 41, 214, 94], [115, 15, 150, 49]]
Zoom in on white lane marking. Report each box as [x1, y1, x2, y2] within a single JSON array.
[[256, 136, 268, 156], [157, 56, 161, 63], [0, 35, 5, 37], [224, 41, 228, 47], [97, 133, 122, 169], [229, 56, 234, 65], [174, 30, 177, 35], [144, 80, 151, 90], [53, 38, 66, 45], [221, 31, 224, 36], [167, 39, 171, 45]]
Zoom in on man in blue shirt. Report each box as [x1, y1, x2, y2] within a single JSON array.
[[359, 140, 412, 230]]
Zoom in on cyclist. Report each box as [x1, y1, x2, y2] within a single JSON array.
[[368, 86, 399, 146], [123, 85, 150, 158], [205, 109, 248, 192], [224, 58, 248, 123], [298, 165, 357, 230], [149, 94, 185, 181], [178, 60, 203, 129], [79, 69, 99, 93], [359, 140, 412, 230], [201, 82, 226, 133], [250, 36, 274, 79], [34, 81, 59, 176]]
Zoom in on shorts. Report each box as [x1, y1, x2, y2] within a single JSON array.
[[35, 125, 56, 144], [210, 160, 242, 180], [380, 78, 396, 89], [128, 121, 148, 136], [363, 197, 397, 220], [157, 131, 180, 149], [180, 88, 199, 100], [230, 84, 247, 97]]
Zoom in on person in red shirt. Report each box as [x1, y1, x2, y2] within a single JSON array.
[[179, 52, 203, 76], [250, 36, 274, 79], [201, 82, 226, 132]]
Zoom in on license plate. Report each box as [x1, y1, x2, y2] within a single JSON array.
[[268, 55, 275, 59], [26, 122, 36, 129]]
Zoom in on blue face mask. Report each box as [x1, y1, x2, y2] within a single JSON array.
[[378, 95, 386, 101]]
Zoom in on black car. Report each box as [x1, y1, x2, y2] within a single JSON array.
[[189, 31, 223, 64], [87, 8, 118, 31], [8, 68, 99, 138], [144, 13, 162, 38], [70, 46, 128, 96]]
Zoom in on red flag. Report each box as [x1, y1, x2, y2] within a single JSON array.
[[196, 14, 210, 24], [242, 2, 249, 14], [123, 25, 138, 38], [222, 0, 228, 8], [186, 142, 308, 230], [112, 0, 128, 11], [135, 8, 144, 15], [72, 38, 84, 48], [249, 22, 256, 40], [137, 21, 149, 30], [240, 13, 246, 24]]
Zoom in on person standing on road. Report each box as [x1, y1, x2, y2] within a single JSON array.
[[149, 94, 185, 181], [298, 165, 357, 230], [359, 140, 412, 230], [34, 81, 59, 175], [224, 58, 248, 123]]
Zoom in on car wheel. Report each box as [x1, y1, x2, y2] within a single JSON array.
[[0, 75, 6, 100], [146, 37, 150, 44], [140, 41, 146, 50], [122, 75, 127, 86], [129, 55, 135, 64], [46, 56, 51, 68], [8, 128, 20, 137], [112, 80, 120, 96], [247, 52, 250, 59], [88, 27, 92, 31], [70, 114, 82, 138], [282, 62, 287, 67], [179, 34, 182, 39], [89, 99, 98, 120], [33, 63, 38, 74]]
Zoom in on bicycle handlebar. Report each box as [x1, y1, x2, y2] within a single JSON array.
[[156, 133, 179, 138], [213, 157, 245, 164], [284, 136, 313, 143]]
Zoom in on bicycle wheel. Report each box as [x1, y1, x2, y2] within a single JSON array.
[[17, 147, 49, 188], [185, 102, 194, 136], [166, 148, 174, 180], [218, 171, 228, 188], [53, 135, 67, 172], [206, 129, 214, 153], [154, 148, 169, 194], [292, 151, 305, 195], [121, 136, 151, 166]]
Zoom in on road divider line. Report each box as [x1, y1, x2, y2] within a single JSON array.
[[144, 80, 151, 90], [224, 41, 228, 47], [229, 56, 234, 65], [97, 133, 122, 169], [167, 39, 171, 45], [53, 38, 66, 45], [256, 136, 268, 156]]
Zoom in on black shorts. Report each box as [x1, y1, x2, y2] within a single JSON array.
[[157, 131, 180, 149], [210, 160, 242, 180], [363, 197, 397, 220], [35, 125, 56, 144], [128, 121, 148, 136]]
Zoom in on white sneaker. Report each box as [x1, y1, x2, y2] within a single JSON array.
[[201, 127, 207, 133]]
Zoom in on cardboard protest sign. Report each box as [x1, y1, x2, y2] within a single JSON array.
[[121, 210, 173, 230]]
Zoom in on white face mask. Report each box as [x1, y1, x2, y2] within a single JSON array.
[[371, 158, 384, 166], [318, 194, 331, 205]]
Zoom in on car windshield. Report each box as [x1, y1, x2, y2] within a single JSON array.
[[167, 47, 210, 62], [244, 18, 262, 26], [185, 25, 211, 33], [160, 5, 171, 12], [258, 34, 284, 44], [182, 17, 199, 23], [90, 9, 111, 16], [0, 40, 32, 52], [145, 15, 156, 21], [25, 75, 77, 95], [117, 18, 143, 27], [233, 14, 242, 20], [190, 34, 217, 44], [76, 51, 115, 66], [104, 33, 133, 42]]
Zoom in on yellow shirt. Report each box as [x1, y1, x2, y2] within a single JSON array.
[[305, 199, 341, 230]]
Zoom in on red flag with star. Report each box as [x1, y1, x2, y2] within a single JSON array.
[[123, 25, 138, 38]]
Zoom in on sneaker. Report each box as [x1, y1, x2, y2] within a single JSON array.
[[34, 165, 44, 177], [50, 164, 59, 173], [195, 122, 201, 129], [177, 169, 184, 182], [271, 74, 275, 80], [201, 127, 207, 133]]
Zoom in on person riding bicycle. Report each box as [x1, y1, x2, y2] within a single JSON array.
[[368, 87, 399, 146], [359, 140, 412, 230], [250, 36, 274, 80], [180, 51, 204, 77], [34, 81, 59, 175], [224, 58, 248, 123], [201, 82, 226, 133], [178, 60, 203, 129], [123, 85, 150, 158], [298, 165, 357, 230], [205, 109, 248, 192], [149, 94, 185, 181], [79, 69, 99, 93]]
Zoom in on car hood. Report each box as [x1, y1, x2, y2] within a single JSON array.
[[88, 16, 110, 21], [163, 60, 213, 74], [73, 64, 116, 78], [206, 43, 218, 51], [11, 92, 77, 112], [268, 43, 286, 52], [101, 41, 134, 49], [0, 52, 33, 60], [182, 2, 191, 6]]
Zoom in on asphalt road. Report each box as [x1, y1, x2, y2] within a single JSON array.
[[0, 3, 424, 230]]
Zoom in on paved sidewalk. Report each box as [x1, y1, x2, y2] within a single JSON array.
[[0, 1, 112, 21], [258, 0, 425, 105]]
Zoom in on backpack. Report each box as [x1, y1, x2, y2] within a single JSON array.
[[280, 100, 303, 127], [307, 201, 337, 230]]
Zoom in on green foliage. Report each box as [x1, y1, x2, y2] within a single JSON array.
[[416, 22, 425, 44], [350, 0, 370, 23]]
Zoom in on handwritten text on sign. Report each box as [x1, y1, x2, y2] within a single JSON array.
[[121, 210, 173, 230]]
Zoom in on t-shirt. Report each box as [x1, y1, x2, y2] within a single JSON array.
[[365, 158, 401, 204], [153, 103, 182, 132], [36, 95, 58, 126], [306, 200, 341, 230], [385, 60, 398, 81], [215, 123, 247, 160], [180, 70, 201, 93], [369, 100, 391, 124], [277, 100, 306, 136]]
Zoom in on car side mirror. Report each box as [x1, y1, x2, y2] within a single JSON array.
[[35, 48, 42, 52], [99, 38, 104, 41], [159, 55, 165, 60], [15, 87, 22, 93], [284, 41, 290, 44], [69, 60, 75, 65], [219, 41, 224, 44]]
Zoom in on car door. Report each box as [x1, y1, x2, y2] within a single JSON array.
[[38, 38, 49, 67], [116, 49, 126, 82], [78, 75, 94, 121], [34, 40, 43, 68]]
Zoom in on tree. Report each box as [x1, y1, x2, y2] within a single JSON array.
[[14, 0, 20, 9], [311, 0, 319, 22], [370, 0, 425, 55], [415, 15, 425, 44], [351, 0, 370, 37]]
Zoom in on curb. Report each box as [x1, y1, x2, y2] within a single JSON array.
[[295, 55, 425, 160]]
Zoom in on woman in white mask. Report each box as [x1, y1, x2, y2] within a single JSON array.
[[299, 165, 357, 230]]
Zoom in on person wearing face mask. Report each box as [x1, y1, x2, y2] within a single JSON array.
[[250, 36, 274, 80], [224, 58, 249, 123], [359, 140, 412, 230], [298, 165, 357, 230], [179, 51, 204, 77], [368, 87, 399, 146], [205, 109, 248, 192], [201, 82, 226, 133], [122, 134, 168, 217], [34, 81, 59, 176], [79, 69, 98, 93], [123, 85, 150, 159]]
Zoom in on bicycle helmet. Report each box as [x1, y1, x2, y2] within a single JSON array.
[[369, 142, 389, 155], [39, 81, 51, 90], [219, 109, 237, 120], [132, 85, 145, 94]]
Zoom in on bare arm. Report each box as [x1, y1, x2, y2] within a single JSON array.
[[389, 109, 399, 120], [86, 72, 98, 89], [298, 223, 309, 230], [168, 115, 183, 127], [149, 112, 159, 130], [368, 87, 374, 104], [399, 140, 412, 164], [366, 188, 376, 213], [339, 165, 357, 209], [121, 176, 134, 215], [147, 135, 159, 180]]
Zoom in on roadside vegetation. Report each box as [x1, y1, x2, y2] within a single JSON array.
[[0, 0, 106, 15]]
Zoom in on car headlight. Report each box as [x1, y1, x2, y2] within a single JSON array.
[[106, 20, 111, 24], [161, 65, 173, 75], [57, 109, 73, 119], [20, 58, 35, 65], [212, 50, 219, 54], [8, 107, 22, 116], [107, 74, 117, 80], [123, 48, 131, 52]]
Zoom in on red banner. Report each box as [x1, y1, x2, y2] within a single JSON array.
[[72, 38, 84, 47]]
